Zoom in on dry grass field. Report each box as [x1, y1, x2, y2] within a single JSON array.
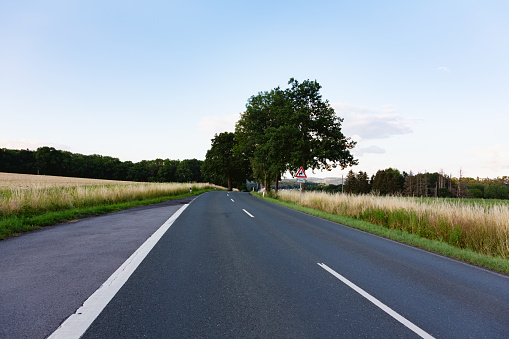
[[0, 172, 134, 189], [276, 190, 509, 258], [0, 172, 215, 217]]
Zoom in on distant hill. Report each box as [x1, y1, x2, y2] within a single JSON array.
[[282, 177, 344, 185]]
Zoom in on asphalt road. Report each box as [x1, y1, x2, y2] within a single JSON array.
[[0, 196, 195, 339], [72, 191, 509, 338]]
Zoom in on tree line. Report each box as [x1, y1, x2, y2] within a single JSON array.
[[0, 147, 204, 183], [342, 168, 509, 200], [201, 78, 357, 191]]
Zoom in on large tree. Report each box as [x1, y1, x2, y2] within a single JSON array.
[[372, 168, 405, 195], [236, 78, 357, 192], [357, 171, 371, 194], [343, 170, 358, 194], [344, 170, 371, 194], [202, 132, 250, 190], [285, 78, 357, 175], [236, 87, 291, 192]]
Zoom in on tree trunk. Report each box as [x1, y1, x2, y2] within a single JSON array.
[[264, 172, 271, 194], [275, 173, 280, 193], [227, 173, 233, 191]]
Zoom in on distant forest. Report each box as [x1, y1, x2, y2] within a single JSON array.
[[0, 147, 203, 183], [302, 168, 509, 200]]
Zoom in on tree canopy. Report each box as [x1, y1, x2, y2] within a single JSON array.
[[233, 78, 357, 192], [285, 78, 357, 173], [372, 168, 405, 195], [201, 132, 250, 191], [344, 170, 370, 194]]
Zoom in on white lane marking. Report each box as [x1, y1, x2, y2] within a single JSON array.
[[48, 204, 190, 339], [231, 199, 235, 202], [242, 209, 255, 218], [317, 263, 434, 339]]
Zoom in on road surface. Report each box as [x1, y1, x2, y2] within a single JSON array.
[[3, 191, 509, 338], [76, 192, 509, 337], [0, 197, 194, 339]]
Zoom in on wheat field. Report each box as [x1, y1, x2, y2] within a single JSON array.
[[0, 172, 135, 189], [0, 172, 215, 216]]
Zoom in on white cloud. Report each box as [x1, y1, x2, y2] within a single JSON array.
[[354, 145, 386, 156], [333, 103, 413, 140], [197, 113, 239, 140], [438, 66, 450, 72]]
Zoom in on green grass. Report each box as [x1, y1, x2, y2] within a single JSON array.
[[415, 196, 509, 207], [0, 189, 214, 240], [252, 192, 509, 275]]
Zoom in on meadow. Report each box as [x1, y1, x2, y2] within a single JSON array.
[[0, 172, 218, 239], [274, 190, 509, 259]]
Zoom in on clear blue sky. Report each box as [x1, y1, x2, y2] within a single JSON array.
[[1, 1, 508, 179]]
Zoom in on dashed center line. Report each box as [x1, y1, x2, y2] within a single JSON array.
[[231, 199, 235, 202], [242, 209, 255, 218]]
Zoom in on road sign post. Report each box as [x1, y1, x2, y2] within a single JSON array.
[[299, 183, 301, 205], [294, 167, 307, 206]]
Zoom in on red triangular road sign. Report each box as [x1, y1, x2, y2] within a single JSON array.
[[295, 167, 307, 178]]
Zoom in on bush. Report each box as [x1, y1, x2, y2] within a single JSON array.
[[485, 185, 509, 199], [468, 188, 483, 199], [438, 187, 453, 198]]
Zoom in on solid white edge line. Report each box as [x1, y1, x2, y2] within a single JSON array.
[[242, 209, 255, 218], [48, 204, 190, 339], [317, 263, 434, 339]]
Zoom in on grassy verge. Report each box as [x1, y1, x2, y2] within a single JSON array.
[[0, 189, 214, 240], [252, 192, 509, 275]]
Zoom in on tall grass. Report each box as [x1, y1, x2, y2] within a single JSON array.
[[0, 182, 214, 217], [275, 190, 509, 258], [0, 173, 221, 239]]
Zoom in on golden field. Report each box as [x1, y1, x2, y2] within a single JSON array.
[[0, 172, 215, 216], [276, 190, 509, 258], [0, 172, 136, 189]]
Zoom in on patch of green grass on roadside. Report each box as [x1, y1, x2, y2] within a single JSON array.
[[0, 189, 214, 240], [251, 192, 509, 275]]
